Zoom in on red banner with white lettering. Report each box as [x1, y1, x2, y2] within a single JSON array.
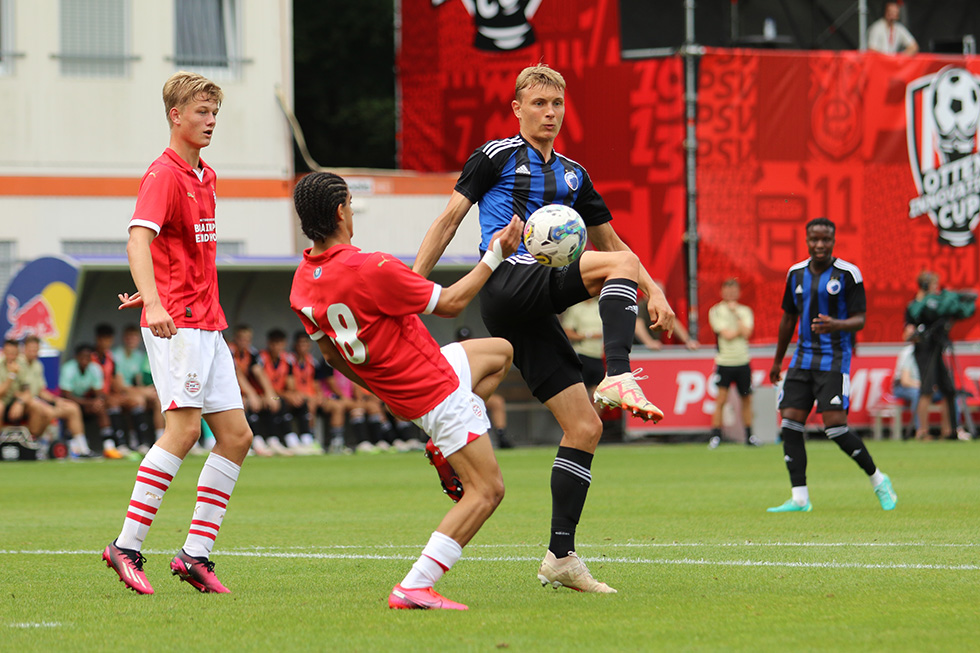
[[397, 0, 688, 319], [697, 49, 980, 345], [627, 347, 980, 435]]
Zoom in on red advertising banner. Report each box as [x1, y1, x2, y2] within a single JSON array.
[[397, 0, 689, 317], [627, 346, 980, 436], [696, 50, 980, 345]]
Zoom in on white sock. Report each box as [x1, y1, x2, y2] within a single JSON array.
[[71, 434, 91, 455], [117, 446, 183, 551], [182, 453, 241, 559], [869, 469, 885, 487], [791, 486, 809, 506], [399, 531, 463, 590]]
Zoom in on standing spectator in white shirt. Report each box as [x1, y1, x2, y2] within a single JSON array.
[[868, 2, 918, 55]]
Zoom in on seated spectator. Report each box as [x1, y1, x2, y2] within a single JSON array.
[[0, 339, 52, 441], [229, 324, 279, 456], [93, 323, 150, 458], [113, 324, 164, 452], [59, 343, 122, 459], [316, 356, 357, 454], [20, 335, 92, 454], [284, 331, 327, 454], [259, 328, 306, 455]]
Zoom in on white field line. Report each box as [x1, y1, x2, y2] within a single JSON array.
[[2, 544, 979, 571], [8, 622, 65, 629]]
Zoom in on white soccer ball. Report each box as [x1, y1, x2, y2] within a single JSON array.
[[932, 67, 980, 144], [522, 204, 587, 268]]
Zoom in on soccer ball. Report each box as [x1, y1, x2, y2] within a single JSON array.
[[522, 204, 587, 268], [932, 67, 980, 150]]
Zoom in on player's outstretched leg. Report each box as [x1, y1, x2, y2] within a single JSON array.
[[389, 435, 503, 610], [589, 276, 663, 421], [593, 368, 664, 422]]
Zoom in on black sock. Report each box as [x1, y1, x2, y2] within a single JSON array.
[[350, 414, 368, 443], [550, 446, 594, 557], [598, 278, 638, 377], [780, 419, 807, 487], [825, 425, 876, 475], [108, 410, 127, 446], [745, 426, 754, 443], [132, 407, 153, 447], [710, 427, 722, 439], [296, 408, 312, 435]]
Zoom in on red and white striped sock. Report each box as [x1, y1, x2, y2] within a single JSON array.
[[182, 453, 241, 559], [116, 446, 182, 551], [399, 531, 463, 589]]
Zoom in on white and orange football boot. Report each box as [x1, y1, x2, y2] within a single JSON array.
[[593, 368, 664, 422]]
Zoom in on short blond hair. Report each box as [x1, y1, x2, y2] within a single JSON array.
[[162, 71, 223, 127], [515, 65, 566, 101]]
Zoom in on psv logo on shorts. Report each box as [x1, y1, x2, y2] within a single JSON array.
[[184, 373, 201, 395], [470, 398, 484, 419]]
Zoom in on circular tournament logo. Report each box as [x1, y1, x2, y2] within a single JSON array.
[[826, 278, 842, 295], [470, 398, 484, 419], [313, 266, 322, 279], [563, 169, 579, 192]]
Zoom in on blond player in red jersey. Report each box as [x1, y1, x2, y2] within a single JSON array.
[[102, 72, 253, 595], [289, 171, 522, 610]]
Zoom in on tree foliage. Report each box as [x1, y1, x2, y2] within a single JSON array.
[[293, 0, 396, 170]]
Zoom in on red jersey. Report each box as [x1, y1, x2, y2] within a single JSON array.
[[129, 148, 227, 331], [289, 245, 457, 420]]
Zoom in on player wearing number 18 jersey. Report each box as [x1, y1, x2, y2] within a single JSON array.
[[289, 172, 522, 610]]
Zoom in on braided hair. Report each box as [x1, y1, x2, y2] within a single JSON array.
[[293, 172, 350, 242]]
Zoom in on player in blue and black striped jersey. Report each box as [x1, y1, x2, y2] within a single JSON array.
[[768, 217, 897, 513], [414, 64, 677, 593]]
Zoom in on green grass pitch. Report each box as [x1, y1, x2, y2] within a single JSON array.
[[1, 439, 978, 651]]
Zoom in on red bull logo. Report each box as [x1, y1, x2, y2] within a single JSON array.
[[6, 294, 59, 341], [0, 256, 78, 354]]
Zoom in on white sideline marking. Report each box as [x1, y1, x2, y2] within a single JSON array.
[[8, 622, 64, 629], [2, 546, 979, 571]]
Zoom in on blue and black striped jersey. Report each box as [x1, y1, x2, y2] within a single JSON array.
[[455, 135, 612, 261], [781, 257, 866, 374]]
